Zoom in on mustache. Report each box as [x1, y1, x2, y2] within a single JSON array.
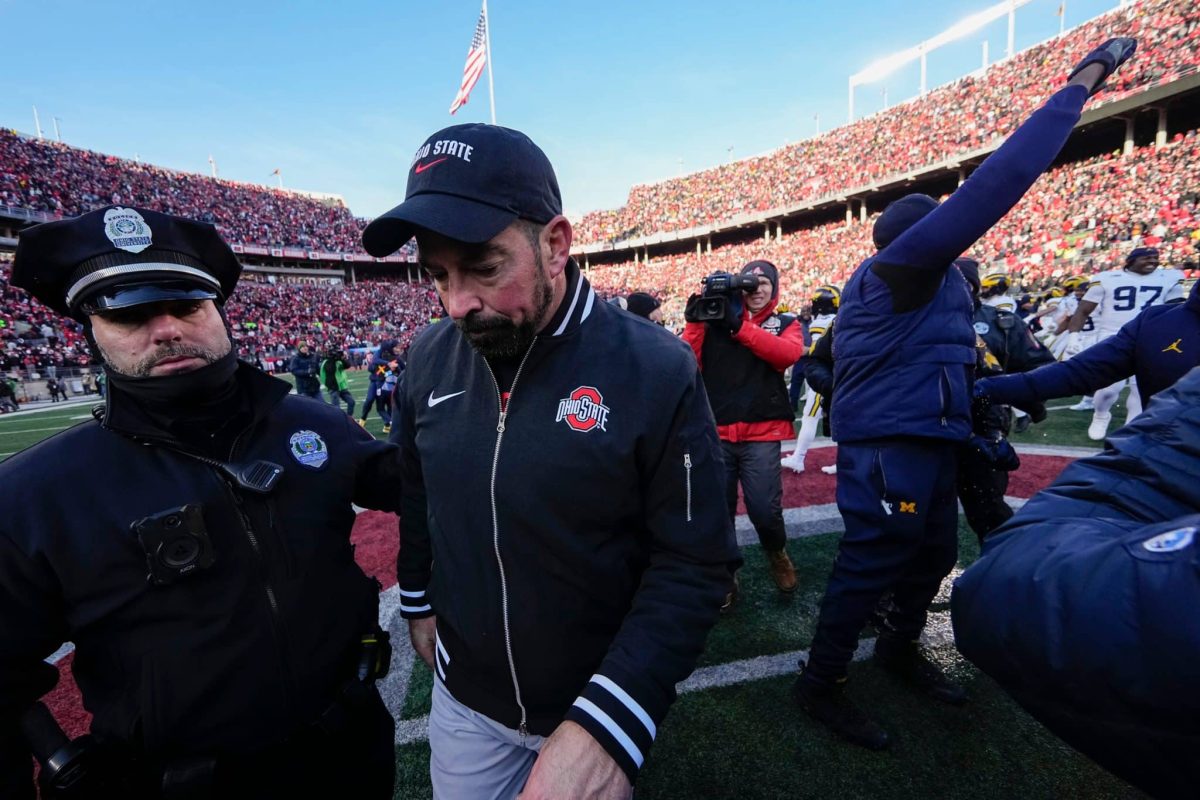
[[456, 313, 516, 335], [132, 343, 222, 376]]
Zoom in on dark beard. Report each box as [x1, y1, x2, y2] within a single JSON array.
[[456, 257, 554, 360]]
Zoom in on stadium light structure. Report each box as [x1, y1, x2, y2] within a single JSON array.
[[848, 0, 1035, 121]]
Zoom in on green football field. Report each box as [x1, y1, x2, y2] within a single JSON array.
[[3, 376, 1147, 798], [0, 373, 1130, 461], [0, 369, 393, 461]]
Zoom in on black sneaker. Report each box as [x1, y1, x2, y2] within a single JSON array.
[[792, 676, 890, 750], [874, 637, 968, 706]]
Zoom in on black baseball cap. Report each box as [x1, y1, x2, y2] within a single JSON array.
[[12, 205, 241, 319], [362, 123, 562, 257]]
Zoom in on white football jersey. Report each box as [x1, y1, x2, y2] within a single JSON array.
[[807, 313, 836, 347], [1057, 294, 1095, 333], [983, 294, 1017, 313], [1083, 268, 1184, 336]]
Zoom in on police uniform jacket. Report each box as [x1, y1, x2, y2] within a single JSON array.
[[395, 262, 739, 783], [0, 364, 401, 784]]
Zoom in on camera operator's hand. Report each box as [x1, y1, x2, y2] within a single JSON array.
[[711, 297, 743, 334], [684, 294, 704, 324], [1067, 37, 1137, 96]]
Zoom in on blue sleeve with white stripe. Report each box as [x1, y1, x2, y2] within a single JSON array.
[[563, 360, 739, 782], [395, 358, 434, 619]]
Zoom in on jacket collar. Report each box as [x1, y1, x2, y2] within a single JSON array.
[[101, 362, 291, 444], [539, 258, 597, 339], [1186, 280, 1200, 313]]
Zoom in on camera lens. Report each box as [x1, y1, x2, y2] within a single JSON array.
[[161, 536, 201, 567]]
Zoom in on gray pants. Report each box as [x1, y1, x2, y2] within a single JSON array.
[[721, 440, 787, 552], [325, 387, 355, 416], [429, 677, 546, 800]]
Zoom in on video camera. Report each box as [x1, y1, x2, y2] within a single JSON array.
[[694, 271, 759, 322]]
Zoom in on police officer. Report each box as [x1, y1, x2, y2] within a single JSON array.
[[0, 206, 402, 799], [794, 38, 1138, 750], [956, 258, 1054, 540]]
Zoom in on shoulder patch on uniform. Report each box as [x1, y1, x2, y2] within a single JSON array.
[[289, 429, 329, 469], [974, 321, 990, 335], [1143, 526, 1194, 553]]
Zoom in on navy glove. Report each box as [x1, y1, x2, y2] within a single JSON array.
[[1067, 37, 1137, 96], [683, 293, 704, 324], [968, 434, 1021, 472]]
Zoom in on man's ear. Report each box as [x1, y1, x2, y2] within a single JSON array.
[[541, 215, 573, 280]]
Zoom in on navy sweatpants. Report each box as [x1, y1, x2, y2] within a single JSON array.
[[805, 439, 959, 683]]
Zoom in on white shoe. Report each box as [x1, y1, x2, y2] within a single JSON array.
[[1087, 411, 1112, 441], [781, 454, 805, 474], [1069, 398, 1094, 411], [820, 465, 838, 475]]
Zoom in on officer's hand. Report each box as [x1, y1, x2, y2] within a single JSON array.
[[408, 616, 437, 671], [1067, 37, 1137, 96], [683, 294, 704, 324], [517, 720, 632, 800]]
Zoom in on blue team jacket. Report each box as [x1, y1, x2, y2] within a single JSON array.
[[952, 367, 1200, 800]]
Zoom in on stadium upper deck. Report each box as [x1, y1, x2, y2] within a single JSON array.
[[0, 129, 415, 262], [573, 0, 1200, 248]]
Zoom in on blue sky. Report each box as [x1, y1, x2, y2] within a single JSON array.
[[0, 0, 1119, 219]]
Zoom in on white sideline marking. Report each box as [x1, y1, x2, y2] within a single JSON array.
[[390, 623, 959, 746]]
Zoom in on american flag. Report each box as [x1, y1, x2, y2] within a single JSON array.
[[449, 7, 488, 115]]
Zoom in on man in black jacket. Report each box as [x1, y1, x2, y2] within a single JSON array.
[[1, 206, 403, 799], [362, 124, 738, 800], [288, 342, 322, 399]]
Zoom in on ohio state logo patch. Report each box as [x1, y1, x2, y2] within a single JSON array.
[[555, 386, 610, 433]]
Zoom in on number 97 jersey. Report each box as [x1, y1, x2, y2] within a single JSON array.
[[1083, 267, 1184, 337]]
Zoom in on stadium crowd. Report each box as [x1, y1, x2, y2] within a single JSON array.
[[226, 277, 442, 368], [0, 128, 377, 253], [574, 0, 1200, 244], [2, 254, 441, 381], [588, 130, 1200, 327]]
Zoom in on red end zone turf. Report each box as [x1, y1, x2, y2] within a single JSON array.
[[41, 449, 1074, 742]]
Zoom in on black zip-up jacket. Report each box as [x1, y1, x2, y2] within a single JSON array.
[[396, 263, 739, 782], [0, 365, 402, 795]]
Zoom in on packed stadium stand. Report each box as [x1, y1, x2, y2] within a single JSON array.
[[574, 0, 1200, 245], [587, 129, 1200, 324], [1, 0, 1198, 376]]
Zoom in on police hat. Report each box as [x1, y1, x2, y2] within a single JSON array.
[[11, 205, 242, 319]]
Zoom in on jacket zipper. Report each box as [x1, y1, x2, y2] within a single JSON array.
[[481, 338, 538, 744], [684, 452, 693, 522]]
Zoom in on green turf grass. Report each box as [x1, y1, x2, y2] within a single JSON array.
[[390, 524, 1143, 800], [0, 368, 390, 461]]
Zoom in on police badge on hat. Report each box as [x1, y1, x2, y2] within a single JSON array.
[[288, 430, 329, 469], [103, 207, 153, 253]]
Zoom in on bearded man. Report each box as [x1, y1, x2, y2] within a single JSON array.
[[362, 124, 739, 800]]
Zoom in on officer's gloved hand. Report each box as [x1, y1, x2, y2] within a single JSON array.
[[684, 294, 704, 324], [1067, 37, 1138, 97], [968, 434, 1021, 472]]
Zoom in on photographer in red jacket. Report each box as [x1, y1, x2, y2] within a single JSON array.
[[684, 260, 805, 607]]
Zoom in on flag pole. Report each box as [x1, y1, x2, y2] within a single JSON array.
[[483, 0, 496, 124]]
